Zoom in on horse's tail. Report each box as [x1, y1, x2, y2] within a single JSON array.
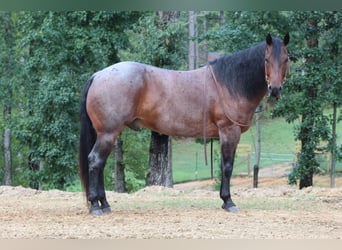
[[79, 75, 96, 199]]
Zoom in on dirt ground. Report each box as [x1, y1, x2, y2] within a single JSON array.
[[1, 167, 342, 239]]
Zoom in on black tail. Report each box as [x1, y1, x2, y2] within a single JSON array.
[[79, 76, 96, 199]]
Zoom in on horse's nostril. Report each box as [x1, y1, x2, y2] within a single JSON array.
[[268, 85, 272, 90]]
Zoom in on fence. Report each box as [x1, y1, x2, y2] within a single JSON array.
[[172, 140, 341, 183]]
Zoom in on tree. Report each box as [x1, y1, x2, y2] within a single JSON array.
[[319, 11, 342, 188], [0, 12, 18, 185], [297, 14, 320, 188], [188, 11, 196, 70], [146, 132, 173, 187], [15, 11, 139, 189], [253, 104, 263, 188], [273, 12, 336, 188], [113, 136, 126, 192], [197, 11, 292, 56]]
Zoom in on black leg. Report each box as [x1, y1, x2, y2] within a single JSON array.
[[87, 134, 114, 216], [219, 125, 241, 212], [98, 169, 111, 213], [220, 159, 239, 212], [88, 154, 102, 215]]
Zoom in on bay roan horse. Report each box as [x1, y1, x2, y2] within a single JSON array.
[[79, 33, 290, 216]]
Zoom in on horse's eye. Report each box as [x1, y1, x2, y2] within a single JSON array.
[[265, 58, 269, 63]]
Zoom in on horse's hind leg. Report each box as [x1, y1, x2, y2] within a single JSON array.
[[88, 132, 116, 216], [98, 166, 111, 213]]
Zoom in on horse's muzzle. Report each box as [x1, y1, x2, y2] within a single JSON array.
[[268, 85, 282, 100]]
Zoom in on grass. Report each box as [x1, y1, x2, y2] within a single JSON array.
[[172, 139, 220, 183], [171, 117, 297, 183]]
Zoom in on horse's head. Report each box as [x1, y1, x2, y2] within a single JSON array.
[[265, 33, 290, 99]]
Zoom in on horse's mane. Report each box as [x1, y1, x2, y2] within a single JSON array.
[[210, 40, 280, 100]]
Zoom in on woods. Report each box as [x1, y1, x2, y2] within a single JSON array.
[[0, 11, 341, 192]]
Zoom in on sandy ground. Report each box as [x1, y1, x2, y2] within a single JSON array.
[[0, 168, 341, 239]]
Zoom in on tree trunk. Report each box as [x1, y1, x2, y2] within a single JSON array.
[[113, 136, 126, 193], [146, 132, 172, 187], [219, 11, 225, 28], [203, 14, 208, 65], [299, 168, 313, 189], [38, 160, 44, 190], [2, 13, 13, 186], [3, 128, 12, 185], [330, 102, 337, 188], [299, 17, 318, 189], [28, 153, 39, 189], [299, 114, 315, 189], [188, 11, 196, 70], [253, 104, 262, 188], [166, 137, 173, 187], [157, 11, 179, 23]]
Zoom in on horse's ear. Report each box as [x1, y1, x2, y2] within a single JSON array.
[[266, 33, 272, 45], [283, 33, 290, 46]]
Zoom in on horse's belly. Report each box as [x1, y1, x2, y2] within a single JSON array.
[[131, 114, 219, 138], [134, 118, 200, 137]]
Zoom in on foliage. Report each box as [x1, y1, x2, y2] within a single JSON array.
[[197, 11, 292, 55], [0, 12, 24, 185], [121, 12, 188, 69], [273, 11, 342, 186], [10, 11, 140, 189]]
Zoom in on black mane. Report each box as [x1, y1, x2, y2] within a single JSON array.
[[210, 40, 274, 100]]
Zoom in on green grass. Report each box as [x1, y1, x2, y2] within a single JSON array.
[[171, 117, 297, 183], [172, 139, 221, 183]]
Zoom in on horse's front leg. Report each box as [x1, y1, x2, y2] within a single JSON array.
[[219, 125, 241, 212]]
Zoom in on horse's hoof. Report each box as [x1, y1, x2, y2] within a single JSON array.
[[222, 203, 240, 213], [101, 206, 112, 214], [90, 208, 103, 216], [227, 206, 239, 213]]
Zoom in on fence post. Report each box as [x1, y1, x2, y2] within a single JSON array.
[[253, 164, 259, 188]]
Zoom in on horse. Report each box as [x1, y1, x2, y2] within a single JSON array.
[[79, 33, 290, 216]]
